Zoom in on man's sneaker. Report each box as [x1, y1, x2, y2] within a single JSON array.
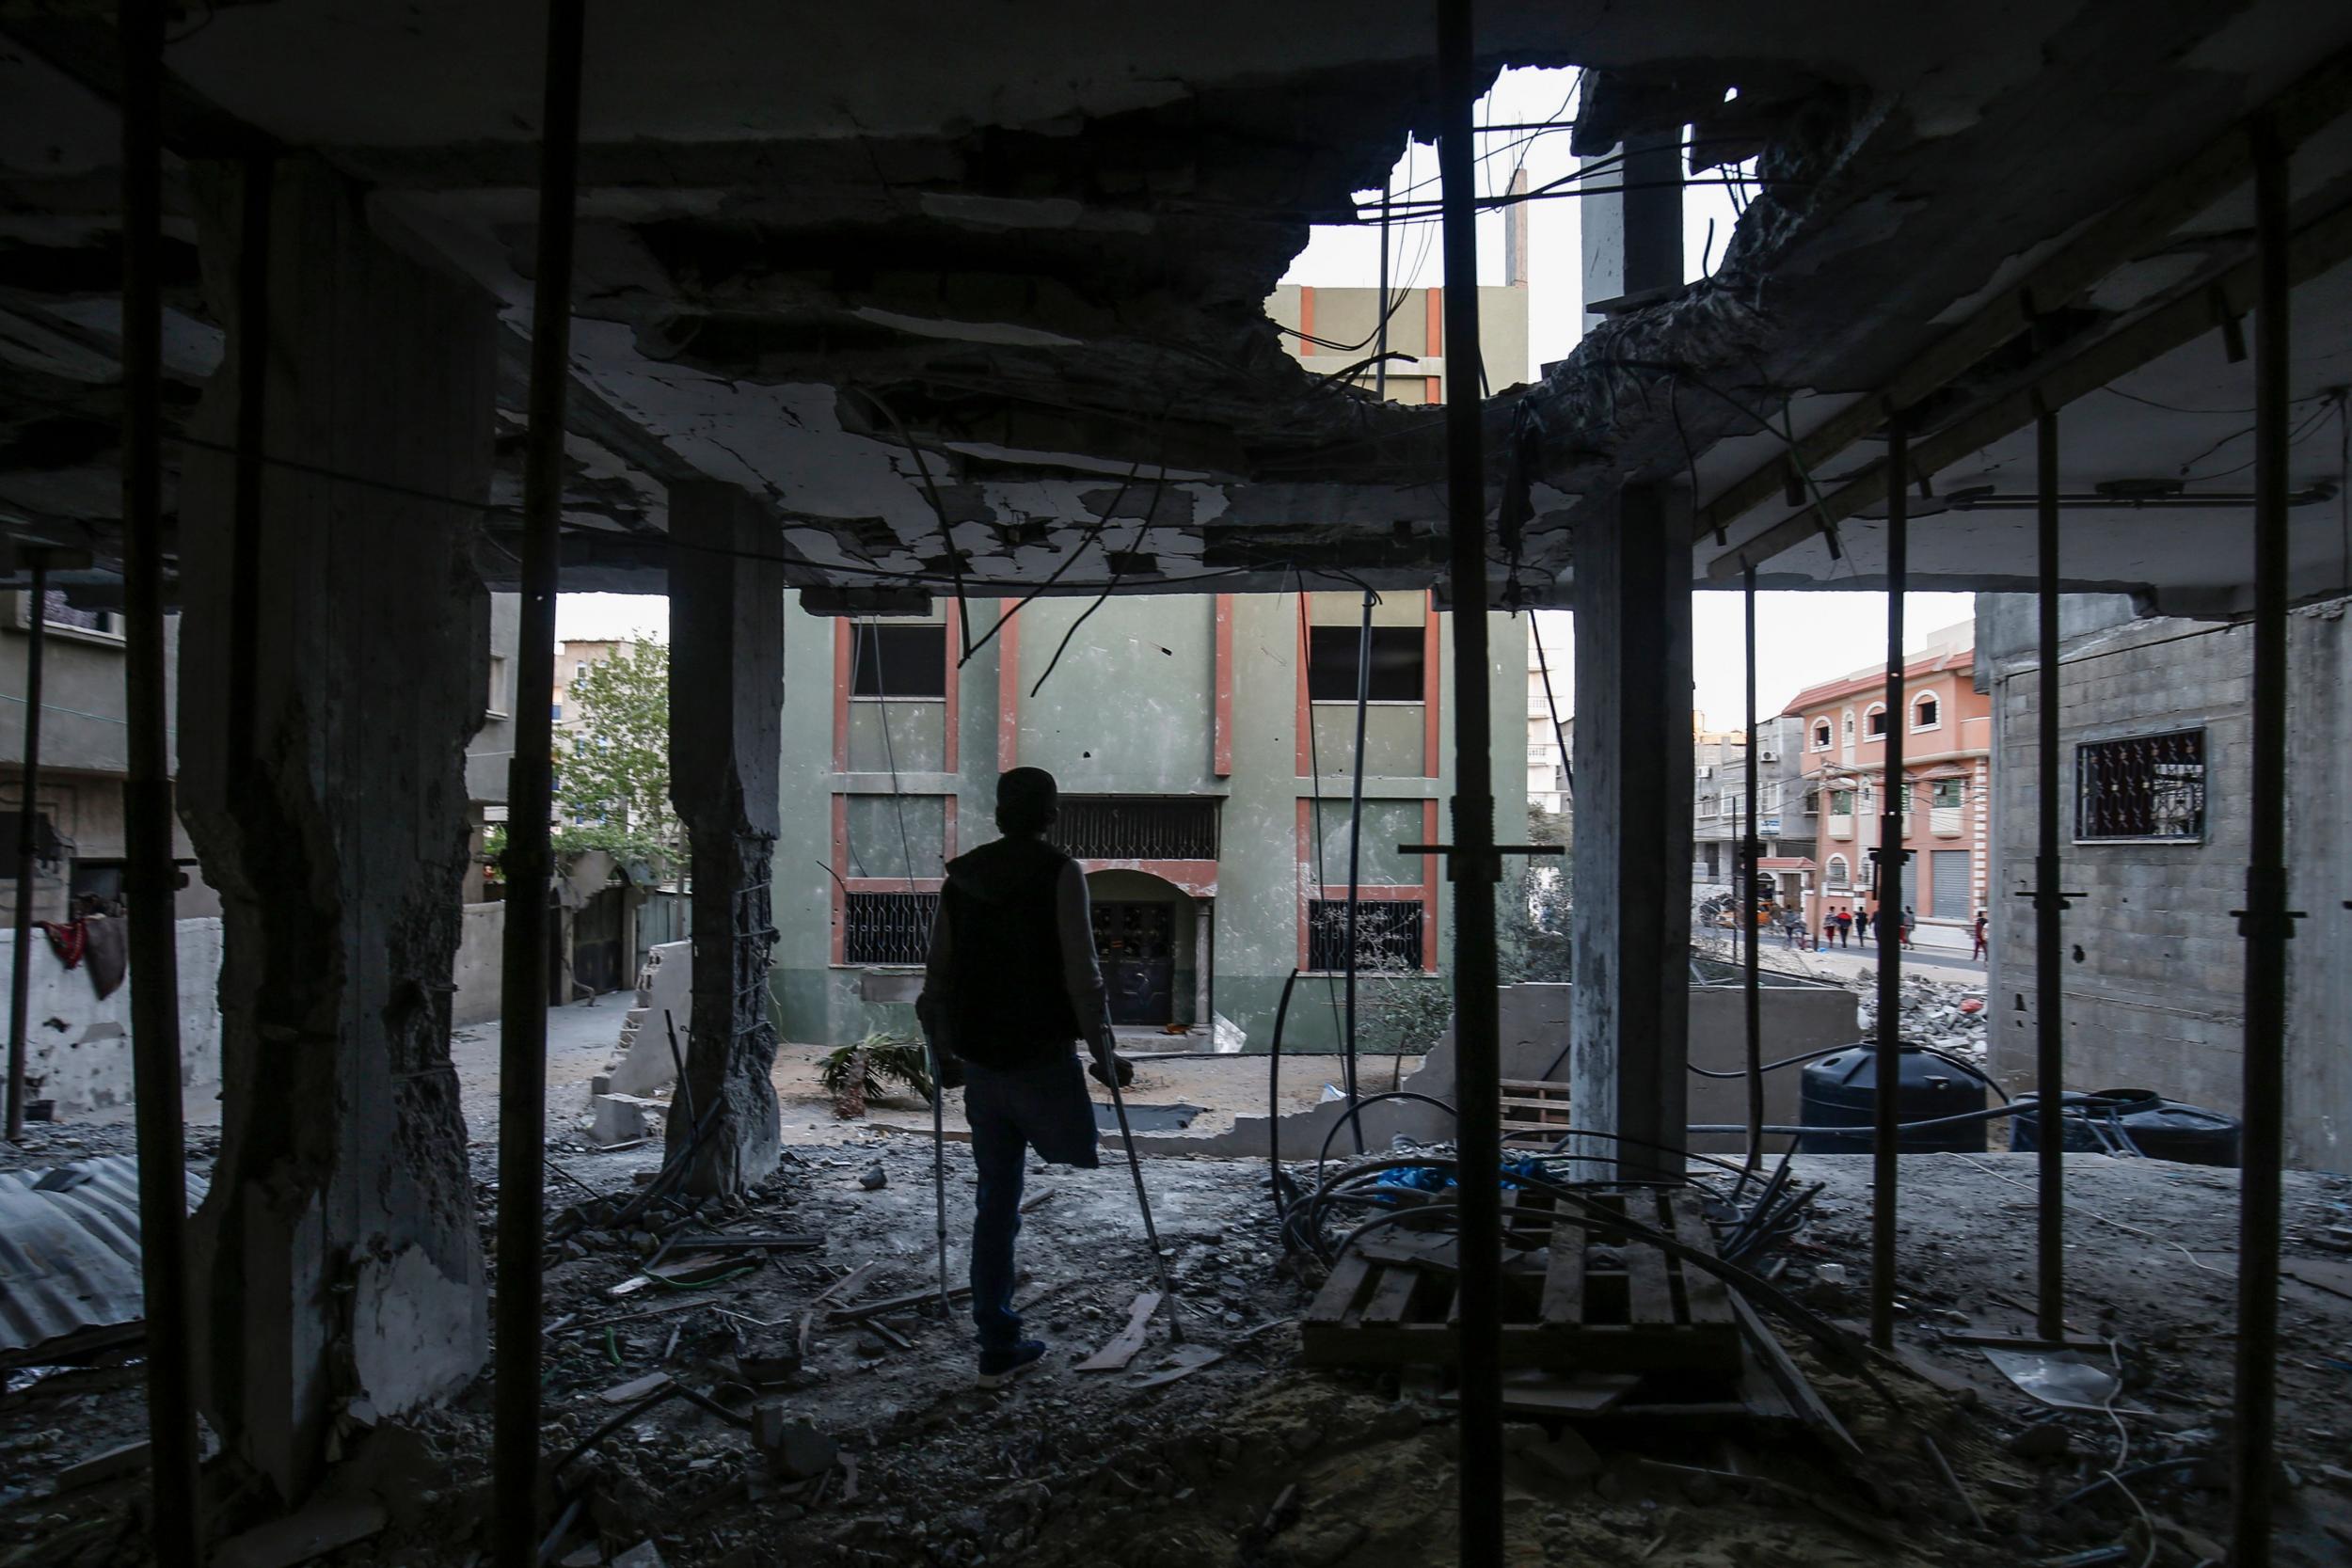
[[976, 1340, 1046, 1390]]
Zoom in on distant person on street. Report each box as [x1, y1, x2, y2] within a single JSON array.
[[1784, 910, 1804, 949], [1902, 905, 1918, 949], [1854, 902, 1871, 947], [1834, 908, 1851, 946], [917, 767, 1133, 1389], [1972, 909, 1989, 960]]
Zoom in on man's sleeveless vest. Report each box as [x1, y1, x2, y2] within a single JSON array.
[[940, 836, 1083, 1069]]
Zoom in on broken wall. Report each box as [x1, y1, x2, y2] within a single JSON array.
[[0, 915, 223, 1117]]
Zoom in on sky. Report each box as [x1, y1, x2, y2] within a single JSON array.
[[555, 70, 1953, 720]]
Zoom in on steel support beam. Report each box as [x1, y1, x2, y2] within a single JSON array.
[[2032, 406, 2069, 1343], [494, 4, 585, 1563], [1437, 4, 1502, 1562], [1741, 566, 1763, 1170], [2230, 120, 2295, 1568], [1341, 588, 1374, 1154], [6, 551, 47, 1144], [1869, 418, 1908, 1353], [119, 1, 197, 1560]]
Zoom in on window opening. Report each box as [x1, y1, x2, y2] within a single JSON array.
[[1825, 855, 1850, 889], [1306, 898, 1424, 972], [1307, 625, 1423, 701], [850, 624, 947, 698], [2076, 729, 2204, 841], [1866, 705, 1888, 737], [1915, 695, 1940, 728], [1051, 797, 1219, 860], [843, 890, 939, 964]]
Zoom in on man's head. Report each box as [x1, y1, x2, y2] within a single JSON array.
[[995, 767, 1059, 837]]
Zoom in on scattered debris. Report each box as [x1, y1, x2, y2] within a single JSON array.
[[1074, 1291, 1163, 1372], [857, 1164, 888, 1191]]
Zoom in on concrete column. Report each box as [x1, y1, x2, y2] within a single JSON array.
[[176, 159, 496, 1496], [1569, 483, 1693, 1179], [1580, 132, 1683, 328], [665, 483, 785, 1194], [1194, 899, 1212, 1030]]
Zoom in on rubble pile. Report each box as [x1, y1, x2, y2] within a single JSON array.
[[1853, 973, 1990, 1066], [8, 1118, 2352, 1565]]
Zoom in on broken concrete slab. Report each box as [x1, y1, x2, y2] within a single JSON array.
[[212, 1499, 388, 1568]]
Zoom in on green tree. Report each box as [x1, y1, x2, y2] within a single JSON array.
[[553, 640, 679, 857]]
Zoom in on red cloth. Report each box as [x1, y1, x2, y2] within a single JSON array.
[[37, 919, 87, 970]]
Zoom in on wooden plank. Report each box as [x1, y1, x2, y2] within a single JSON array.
[[1624, 1237, 1677, 1327], [1305, 1254, 1374, 1326], [1667, 1193, 1737, 1324], [1361, 1268, 1420, 1325], [1730, 1294, 1857, 1452], [1075, 1291, 1162, 1372], [1539, 1214, 1587, 1326]]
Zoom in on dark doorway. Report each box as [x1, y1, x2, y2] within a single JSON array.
[[1092, 899, 1174, 1024], [572, 886, 628, 997]]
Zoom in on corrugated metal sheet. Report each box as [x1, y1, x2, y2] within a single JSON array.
[[0, 1153, 207, 1363]]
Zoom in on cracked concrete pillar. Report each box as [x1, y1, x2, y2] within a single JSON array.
[[665, 483, 784, 1194], [1569, 483, 1692, 1180], [1581, 131, 1683, 328], [175, 159, 495, 1496]]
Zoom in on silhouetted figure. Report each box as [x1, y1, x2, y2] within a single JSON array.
[[1854, 903, 1871, 947], [917, 767, 1131, 1387], [1902, 905, 1918, 950], [1972, 908, 1989, 960]]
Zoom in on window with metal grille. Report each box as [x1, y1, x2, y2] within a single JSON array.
[[842, 891, 939, 965], [2076, 729, 2205, 842], [1305, 898, 1424, 972], [1050, 796, 1218, 860]]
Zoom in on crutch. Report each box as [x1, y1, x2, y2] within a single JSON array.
[[921, 1031, 951, 1314], [1099, 1046, 1184, 1344]]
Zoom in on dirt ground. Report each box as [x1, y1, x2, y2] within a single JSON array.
[[5, 1118, 2351, 1566]]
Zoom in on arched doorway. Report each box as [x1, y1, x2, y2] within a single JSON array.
[[1083, 868, 1205, 1031]]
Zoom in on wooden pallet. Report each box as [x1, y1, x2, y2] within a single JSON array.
[[1500, 1078, 1572, 1149], [1300, 1188, 1741, 1374]]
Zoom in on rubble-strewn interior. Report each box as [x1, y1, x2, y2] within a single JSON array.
[[3, 3, 2352, 1566]]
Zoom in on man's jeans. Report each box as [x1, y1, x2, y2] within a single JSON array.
[[962, 1051, 1100, 1354]]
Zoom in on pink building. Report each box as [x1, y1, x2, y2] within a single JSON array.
[[1782, 631, 1992, 945]]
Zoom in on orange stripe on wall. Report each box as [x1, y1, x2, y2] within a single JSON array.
[[996, 604, 1020, 772], [1214, 594, 1235, 777], [1298, 284, 1315, 355]]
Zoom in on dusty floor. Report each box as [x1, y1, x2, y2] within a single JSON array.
[[5, 1132, 2350, 1567], [435, 1000, 1375, 1151]]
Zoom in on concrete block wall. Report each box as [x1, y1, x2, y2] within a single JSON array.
[[0, 915, 224, 1117], [450, 900, 504, 1026], [1981, 596, 2352, 1166]]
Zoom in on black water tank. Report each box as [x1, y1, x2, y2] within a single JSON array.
[[1798, 1045, 1989, 1153], [2010, 1088, 2240, 1167]]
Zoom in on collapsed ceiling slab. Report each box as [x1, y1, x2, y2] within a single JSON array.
[[0, 1, 2348, 615]]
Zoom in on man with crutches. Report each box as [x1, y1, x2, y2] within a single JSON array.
[[916, 768, 1178, 1387]]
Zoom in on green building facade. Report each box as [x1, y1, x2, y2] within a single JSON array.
[[769, 589, 1527, 1053]]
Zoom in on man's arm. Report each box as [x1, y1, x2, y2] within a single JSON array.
[[915, 894, 954, 1053], [1054, 860, 1120, 1070]]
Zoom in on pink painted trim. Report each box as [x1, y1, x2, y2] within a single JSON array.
[[1213, 594, 1234, 777], [996, 605, 1020, 772], [1078, 858, 1218, 898]]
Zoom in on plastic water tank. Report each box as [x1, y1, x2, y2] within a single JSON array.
[[1798, 1044, 1989, 1153], [2009, 1088, 2240, 1167]]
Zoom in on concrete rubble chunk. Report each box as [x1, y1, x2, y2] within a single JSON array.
[[611, 1545, 667, 1568]]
